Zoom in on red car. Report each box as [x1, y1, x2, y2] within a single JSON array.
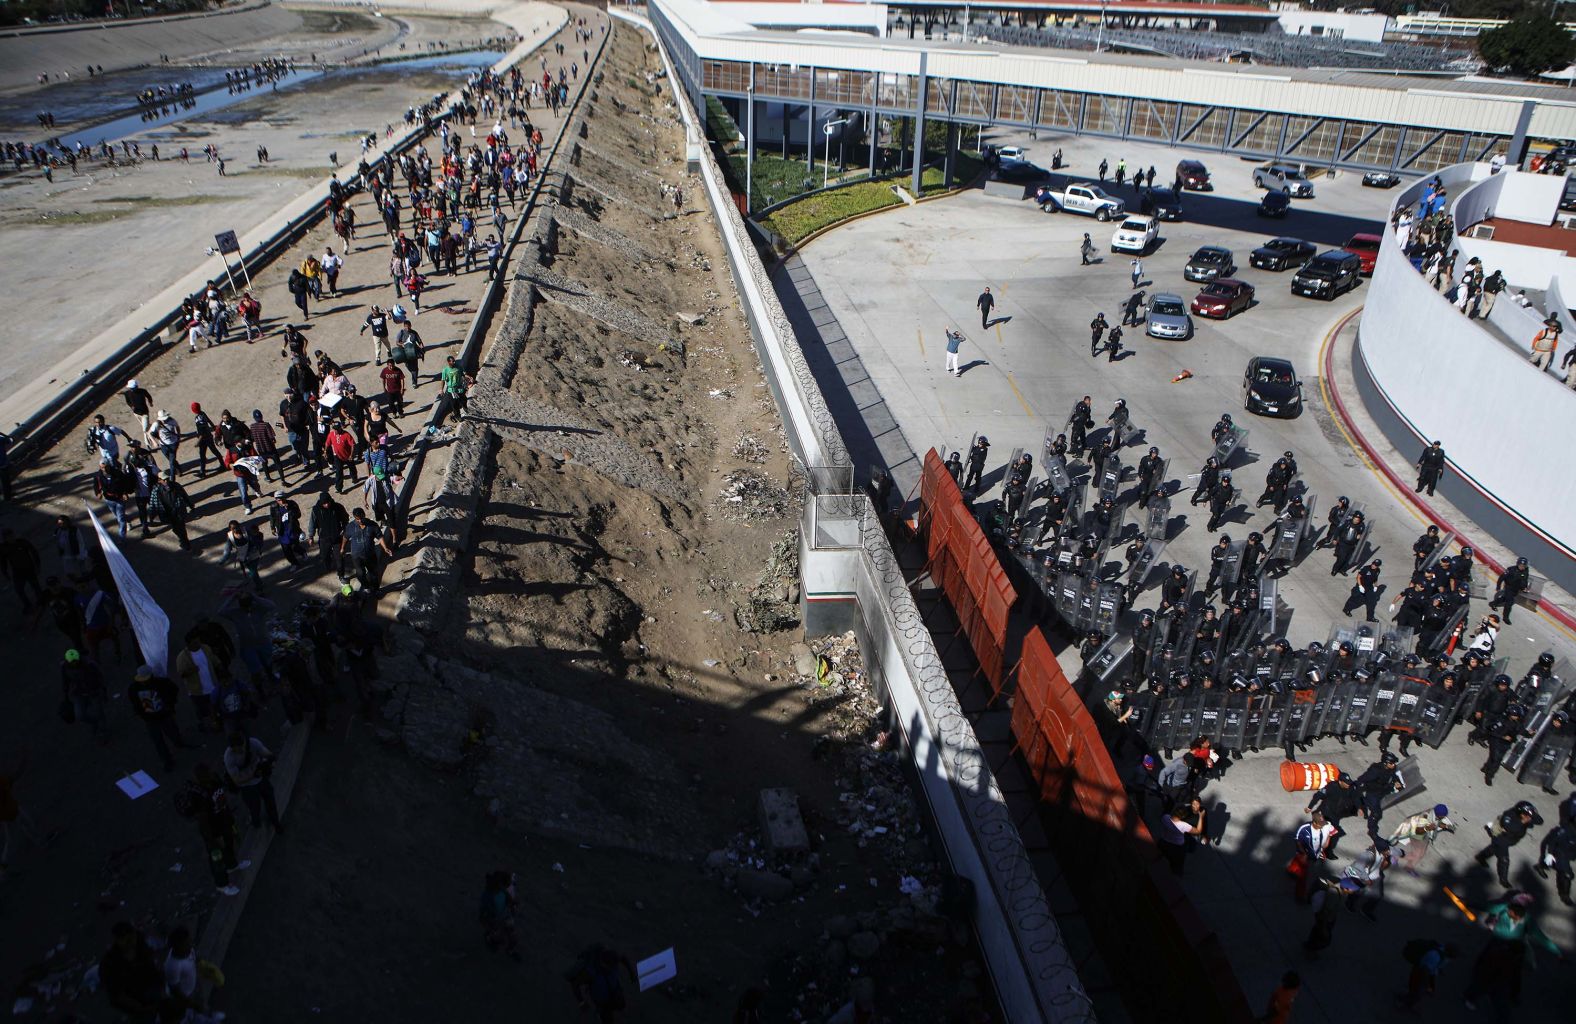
[[1191, 279, 1255, 319], [1343, 233, 1382, 275]]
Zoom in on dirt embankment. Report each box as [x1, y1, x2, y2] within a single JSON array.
[[224, 23, 998, 1024]]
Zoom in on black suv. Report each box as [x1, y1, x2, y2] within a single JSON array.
[[1292, 250, 1362, 300]]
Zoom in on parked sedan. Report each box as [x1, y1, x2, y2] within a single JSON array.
[[1243, 355, 1304, 417], [1257, 191, 1291, 218], [1139, 187, 1183, 221], [1250, 237, 1316, 271], [1145, 293, 1192, 340], [1191, 279, 1255, 319], [1362, 171, 1401, 188], [994, 159, 1052, 184], [1184, 245, 1235, 282]]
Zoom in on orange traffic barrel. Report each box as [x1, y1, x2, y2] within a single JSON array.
[[1280, 762, 1341, 792]]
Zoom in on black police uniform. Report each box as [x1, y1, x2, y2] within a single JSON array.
[[1481, 710, 1525, 786], [1473, 804, 1542, 888], [1412, 529, 1439, 570], [1490, 560, 1530, 623], [1537, 825, 1576, 905], [1354, 758, 1399, 841], [1205, 539, 1230, 595], [1191, 459, 1219, 506], [1415, 442, 1446, 495], [1342, 561, 1382, 621], [963, 439, 989, 492]]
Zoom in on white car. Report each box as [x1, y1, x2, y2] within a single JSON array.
[[1110, 215, 1159, 254], [996, 145, 1028, 162]]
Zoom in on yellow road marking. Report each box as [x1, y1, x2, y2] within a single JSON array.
[[1006, 372, 1035, 418], [995, 321, 1003, 346], [916, 328, 925, 357], [1316, 312, 1576, 643]]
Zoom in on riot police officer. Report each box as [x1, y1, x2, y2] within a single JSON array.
[[1257, 456, 1293, 510], [1280, 449, 1299, 481], [1068, 396, 1094, 455], [1316, 496, 1352, 550], [1089, 313, 1108, 357], [1036, 490, 1068, 544], [963, 436, 989, 492], [1106, 325, 1124, 362], [1519, 652, 1557, 696], [1330, 511, 1366, 576], [1209, 413, 1234, 446], [1131, 609, 1156, 682], [1047, 432, 1068, 462], [1136, 446, 1164, 507], [1536, 817, 1576, 905], [1091, 495, 1117, 540], [1355, 752, 1402, 841], [1205, 535, 1232, 596], [1191, 456, 1220, 506], [1194, 606, 1220, 652], [944, 450, 963, 483], [1003, 472, 1027, 520], [1412, 525, 1440, 570], [1342, 558, 1383, 621], [1481, 702, 1527, 786], [1490, 556, 1531, 623], [1467, 674, 1514, 744], [1159, 564, 1188, 613], [1473, 800, 1541, 889], [1450, 546, 1475, 591], [1206, 471, 1234, 532], [1237, 531, 1265, 588], [1106, 399, 1130, 440], [1415, 439, 1446, 496]]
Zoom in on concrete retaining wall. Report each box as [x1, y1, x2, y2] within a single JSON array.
[[629, 6, 1096, 1020]]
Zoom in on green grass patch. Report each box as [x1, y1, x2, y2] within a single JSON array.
[[758, 177, 905, 246]]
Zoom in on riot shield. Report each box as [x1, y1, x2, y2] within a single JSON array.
[[1147, 697, 1179, 752], [1422, 605, 1469, 656], [1219, 693, 1250, 750], [1256, 695, 1289, 751], [1196, 691, 1227, 744], [1127, 538, 1166, 594], [1303, 686, 1338, 742], [1384, 754, 1427, 811], [1257, 577, 1279, 639], [1084, 633, 1134, 687], [1339, 682, 1376, 739], [1418, 530, 1457, 575], [1015, 474, 1039, 526], [1146, 497, 1169, 541], [1211, 422, 1248, 467], [1123, 691, 1156, 739], [1367, 674, 1401, 734], [1320, 684, 1354, 740], [1042, 424, 1061, 466], [1172, 693, 1204, 744], [1050, 536, 1080, 572], [1054, 571, 1084, 620], [1404, 681, 1451, 748], [1269, 511, 1304, 565], [1503, 677, 1568, 773], [1092, 581, 1125, 634], [1045, 455, 1071, 494], [1074, 575, 1101, 631], [1098, 454, 1124, 506], [1517, 729, 1576, 789], [1103, 503, 1127, 547], [1284, 690, 1318, 745], [1219, 541, 1246, 592], [1136, 457, 1170, 505], [1065, 479, 1088, 525], [1341, 515, 1374, 574]]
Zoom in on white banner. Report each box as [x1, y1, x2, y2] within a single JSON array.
[[83, 502, 170, 676]]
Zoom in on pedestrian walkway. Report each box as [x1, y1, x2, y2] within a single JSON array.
[[0, 6, 607, 1013]]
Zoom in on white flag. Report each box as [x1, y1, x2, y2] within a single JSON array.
[[83, 502, 170, 675]]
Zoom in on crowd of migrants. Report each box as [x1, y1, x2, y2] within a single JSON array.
[[1393, 176, 1576, 387], [908, 392, 1575, 1015], [0, 24, 626, 1021]]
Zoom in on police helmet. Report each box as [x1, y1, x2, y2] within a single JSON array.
[[950, 451, 961, 461], [1380, 752, 1399, 766], [1537, 652, 1556, 669], [1517, 557, 1528, 566], [1339, 641, 1354, 655], [1554, 710, 1571, 727], [1515, 800, 1537, 816], [1218, 535, 1231, 545], [1461, 546, 1473, 557], [1338, 495, 1349, 505], [977, 435, 989, 445], [1308, 641, 1325, 654], [1171, 565, 1186, 577], [1249, 531, 1262, 543], [1283, 450, 1294, 459], [1371, 559, 1382, 568], [1493, 673, 1512, 687], [1221, 414, 1233, 423], [1507, 702, 1527, 718], [1426, 525, 1439, 535], [1149, 446, 1159, 456], [1115, 398, 1127, 406], [1221, 470, 1232, 480], [1137, 609, 1155, 625]]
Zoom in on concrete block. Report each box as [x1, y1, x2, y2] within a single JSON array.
[[758, 787, 810, 854]]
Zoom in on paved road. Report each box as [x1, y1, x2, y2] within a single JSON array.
[[794, 130, 1576, 1022]]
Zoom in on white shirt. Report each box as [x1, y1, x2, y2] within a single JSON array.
[[164, 949, 198, 997], [190, 648, 217, 696], [1298, 821, 1336, 856]]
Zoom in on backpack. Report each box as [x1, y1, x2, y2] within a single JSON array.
[[288, 269, 305, 294], [1402, 938, 1439, 965]]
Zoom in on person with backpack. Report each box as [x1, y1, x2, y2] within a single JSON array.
[[404, 267, 427, 314], [218, 520, 265, 587], [147, 470, 194, 550], [93, 456, 138, 537], [439, 355, 474, 422], [287, 266, 310, 319]]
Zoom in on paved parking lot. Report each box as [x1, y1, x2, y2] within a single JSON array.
[[791, 130, 1576, 1023]]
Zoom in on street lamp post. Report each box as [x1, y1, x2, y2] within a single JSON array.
[[823, 118, 850, 188], [1096, 0, 1109, 53]]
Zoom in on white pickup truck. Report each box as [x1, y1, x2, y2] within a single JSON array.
[[1033, 182, 1126, 221]]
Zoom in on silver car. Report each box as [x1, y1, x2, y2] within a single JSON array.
[[1146, 293, 1192, 340]]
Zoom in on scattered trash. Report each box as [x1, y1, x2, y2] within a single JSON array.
[[716, 469, 792, 522], [731, 433, 769, 464]]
